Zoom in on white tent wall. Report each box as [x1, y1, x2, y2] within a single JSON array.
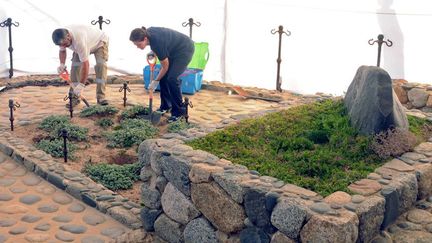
[[0, 0, 225, 78], [0, 0, 431, 95], [225, 0, 432, 95]]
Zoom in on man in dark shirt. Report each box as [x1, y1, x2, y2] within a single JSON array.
[[130, 26, 195, 122]]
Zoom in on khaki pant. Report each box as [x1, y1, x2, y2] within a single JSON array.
[[71, 41, 109, 101]]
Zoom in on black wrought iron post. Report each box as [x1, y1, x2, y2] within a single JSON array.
[[182, 18, 201, 39], [61, 128, 68, 163], [1, 18, 20, 78], [271, 25, 291, 92], [368, 34, 393, 67], [63, 88, 74, 118], [8, 99, 20, 131], [119, 82, 131, 107], [183, 97, 193, 124], [91, 16, 110, 30]]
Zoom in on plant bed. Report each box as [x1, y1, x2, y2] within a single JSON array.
[[187, 99, 432, 196], [11, 104, 195, 203]]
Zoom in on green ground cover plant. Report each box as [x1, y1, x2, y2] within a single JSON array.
[[167, 119, 195, 133], [38, 115, 88, 141], [407, 115, 432, 140], [120, 105, 150, 120], [39, 115, 70, 131], [36, 139, 77, 159], [83, 162, 141, 190], [95, 117, 114, 128], [104, 118, 158, 148], [79, 105, 119, 117], [50, 123, 88, 142], [188, 99, 432, 196], [36, 115, 88, 158]]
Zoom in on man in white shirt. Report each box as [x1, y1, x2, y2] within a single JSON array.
[[52, 25, 109, 106]]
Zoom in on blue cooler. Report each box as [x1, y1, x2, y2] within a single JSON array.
[[143, 64, 203, 95]]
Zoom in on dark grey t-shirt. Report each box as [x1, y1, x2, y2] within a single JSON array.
[[147, 27, 194, 61]]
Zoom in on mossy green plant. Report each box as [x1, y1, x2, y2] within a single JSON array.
[[51, 123, 89, 141], [36, 139, 76, 159], [120, 105, 150, 120], [80, 105, 119, 118], [167, 119, 195, 133], [408, 115, 432, 140], [187, 99, 385, 196], [39, 115, 88, 141], [104, 119, 158, 148], [95, 118, 114, 128], [39, 115, 70, 131], [83, 162, 141, 190]]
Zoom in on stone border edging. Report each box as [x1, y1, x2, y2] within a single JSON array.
[[0, 129, 142, 230], [137, 107, 432, 242]]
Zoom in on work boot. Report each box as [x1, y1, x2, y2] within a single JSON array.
[[155, 108, 170, 114], [167, 115, 181, 123], [65, 97, 80, 108], [97, 99, 109, 106]]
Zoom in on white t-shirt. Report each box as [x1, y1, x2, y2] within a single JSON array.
[[60, 25, 109, 62]]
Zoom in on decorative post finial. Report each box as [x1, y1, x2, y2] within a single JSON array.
[[368, 34, 393, 67], [182, 18, 201, 39], [91, 15, 110, 30]]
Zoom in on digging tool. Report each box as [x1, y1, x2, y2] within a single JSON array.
[[59, 70, 90, 107], [147, 52, 162, 125]]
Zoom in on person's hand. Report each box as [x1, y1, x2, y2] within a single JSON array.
[[148, 80, 159, 92], [57, 64, 67, 74], [73, 83, 85, 96]]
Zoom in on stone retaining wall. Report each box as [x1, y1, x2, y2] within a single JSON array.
[[138, 111, 432, 243], [393, 79, 432, 113]]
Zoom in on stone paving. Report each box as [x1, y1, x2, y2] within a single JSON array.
[[0, 150, 128, 243], [0, 83, 295, 129]]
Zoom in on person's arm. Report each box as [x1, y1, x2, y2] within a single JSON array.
[[155, 58, 169, 81], [59, 49, 66, 65], [57, 49, 67, 74], [72, 59, 89, 96]]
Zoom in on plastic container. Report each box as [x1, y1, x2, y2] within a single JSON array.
[[188, 42, 209, 70], [179, 68, 203, 94], [143, 65, 203, 95]]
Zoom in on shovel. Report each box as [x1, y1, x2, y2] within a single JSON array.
[[147, 52, 162, 125], [148, 90, 162, 125], [60, 70, 90, 107]]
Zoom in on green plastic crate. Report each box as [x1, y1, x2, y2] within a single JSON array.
[[188, 42, 209, 70], [152, 42, 209, 70]]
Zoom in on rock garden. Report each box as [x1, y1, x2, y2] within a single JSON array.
[[3, 67, 432, 242]]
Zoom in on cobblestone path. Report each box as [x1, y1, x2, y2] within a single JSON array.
[[0, 150, 128, 243], [0, 84, 289, 128]]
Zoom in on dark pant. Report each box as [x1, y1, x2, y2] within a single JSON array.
[[159, 51, 194, 117]]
